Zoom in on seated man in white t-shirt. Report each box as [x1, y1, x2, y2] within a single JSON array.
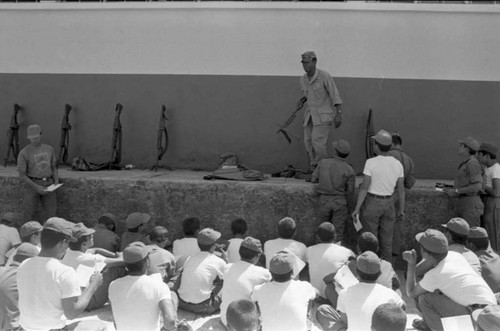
[[176, 228, 227, 315], [173, 216, 201, 270], [405, 229, 496, 331], [306, 222, 355, 301], [220, 237, 271, 326], [264, 217, 307, 269], [251, 252, 317, 331], [17, 217, 104, 331], [109, 242, 177, 331], [61, 222, 124, 311], [316, 251, 404, 331], [226, 218, 248, 264]]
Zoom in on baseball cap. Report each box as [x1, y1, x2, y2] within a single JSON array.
[[125, 212, 151, 229], [269, 251, 295, 275], [356, 251, 381, 275], [240, 237, 263, 253], [20, 221, 43, 238], [15, 243, 40, 258], [332, 139, 351, 155], [1, 212, 21, 225], [301, 51, 317, 62], [458, 136, 480, 152], [416, 229, 448, 254], [469, 226, 489, 239], [43, 217, 76, 242], [123, 242, 152, 264], [371, 130, 392, 146], [479, 142, 498, 158], [441, 217, 469, 236], [27, 124, 42, 139], [72, 222, 96, 240], [197, 228, 221, 245], [472, 305, 500, 330]]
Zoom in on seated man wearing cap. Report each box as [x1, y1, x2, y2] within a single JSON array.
[[220, 237, 271, 326], [404, 229, 496, 331], [444, 137, 484, 227], [299, 50, 343, 170], [264, 217, 307, 269], [0, 243, 40, 330], [352, 129, 405, 262], [120, 212, 154, 251], [467, 226, 500, 293], [311, 139, 355, 244], [61, 222, 125, 311], [109, 242, 177, 331], [17, 217, 104, 331], [323, 232, 401, 307], [316, 251, 404, 331], [17, 124, 59, 223], [477, 142, 500, 251], [176, 228, 227, 314], [3, 220, 41, 268], [371, 303, 407, 331], [0, 212, 21, 267], [306, 222, 355, 302], [93, 213, 121, 253], [148, 226, 176, 285], [226, 299, 261, 331], [251, 252, 317, 331]]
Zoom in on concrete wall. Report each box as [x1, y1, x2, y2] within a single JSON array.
[[1, 3, 499, 178]]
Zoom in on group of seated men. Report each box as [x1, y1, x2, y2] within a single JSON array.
[[1, 208, 500, 331]]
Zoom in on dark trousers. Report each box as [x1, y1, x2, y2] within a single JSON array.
[[361, 195, 395, 261], [317, 195, 348, 243], [417, 292, 471, 331], [457, 195, 483, 227], [23, 181, 57, 223]]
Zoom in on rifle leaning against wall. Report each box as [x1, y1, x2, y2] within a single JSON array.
[[151, 105, 169, 172], [365, 108, 376, 159], [4, 104, 22, 167], [109, 103, 123, 169], [58, 104, 73, 165], [276, 97, 306, 144]]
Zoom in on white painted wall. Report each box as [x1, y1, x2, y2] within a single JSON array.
[[0, 2, 499, 81]]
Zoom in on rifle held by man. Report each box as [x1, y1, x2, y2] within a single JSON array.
[[4, 104, 22, 167], [276, 97, 306, 144], [151, 105, 169, 172], [109, 103, 123, 169], [58, 104, 73, 165]]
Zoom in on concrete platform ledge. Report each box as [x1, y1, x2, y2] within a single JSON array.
[[0, 166, 456, 255]]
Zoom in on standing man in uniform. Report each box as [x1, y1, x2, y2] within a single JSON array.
[[352, 130, 405, 262], [311, 139, 355, 244], [388, 133, 415, 262], [477, 143, 500, 251], [17, 124, 59, 224], [300, 51, 343, 171], [444, 137, 484, 227]]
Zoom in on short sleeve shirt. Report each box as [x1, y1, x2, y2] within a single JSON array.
[[0, 225, 21, 266], [455, 157, 484, 190], [485, 163, 500, 189], [312, 157, 355, 196], [17, 143, 56, 178], [363, 155, 404, 196]]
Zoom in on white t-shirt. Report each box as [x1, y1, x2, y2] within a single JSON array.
[[420, 251, 496, 306], [449, 244, 482, 275], [0, 225, 21, 266], [17, 256, 82, 331], [264, 238, 307, 269], [61, 249, 106, 270], [109, 274, 172, 331], [337, 282, 404, 331], [363, 155, 404, 196], [172, 237, 200, 270], [226, 238, 244, 264], [485, 163, 500, 188], [251, 280, 317, 331], [178, 251, 226, 304], [306, 243, 355, 298], [220, 260, 271, 325]]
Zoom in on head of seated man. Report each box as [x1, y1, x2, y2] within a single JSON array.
[[226, 299, 260, 331]]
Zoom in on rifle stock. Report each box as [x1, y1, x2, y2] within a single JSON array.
[[58, 104, 73, 165], [4, 104, 22, 167], [151, 105, 169, 171]]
